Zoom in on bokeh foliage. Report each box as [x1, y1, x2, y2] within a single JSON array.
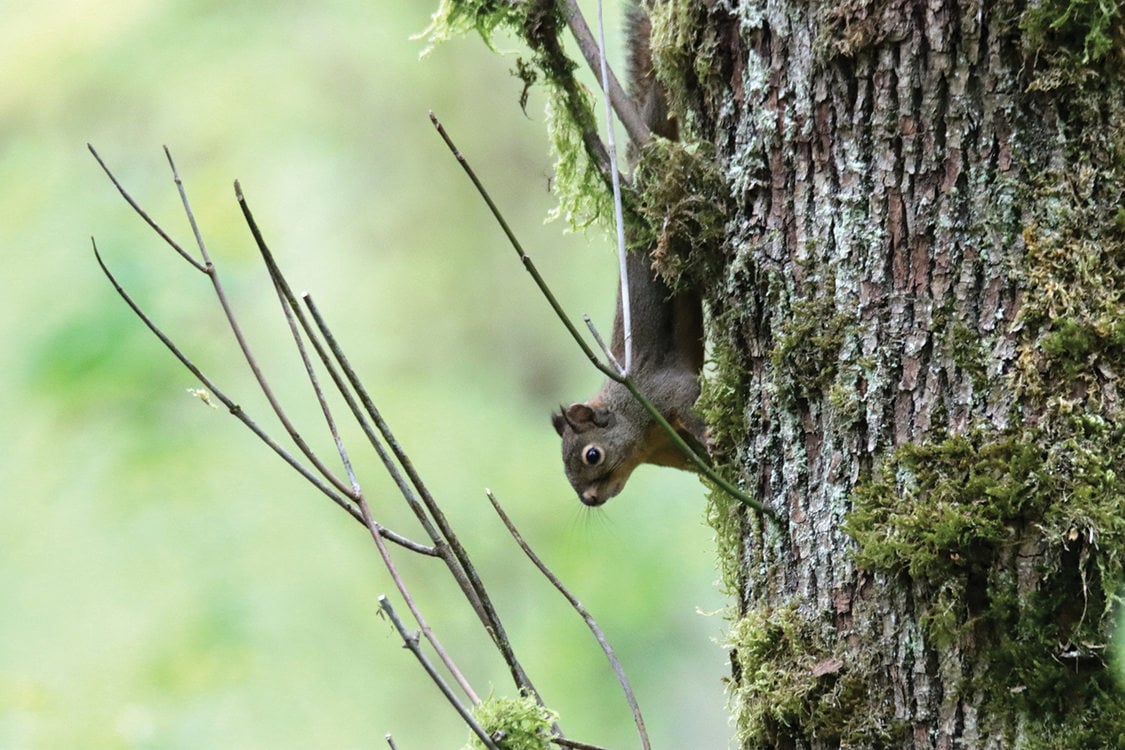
[[0, 1, 729, 748]]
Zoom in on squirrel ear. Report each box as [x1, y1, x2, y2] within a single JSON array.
[[562, 403, 614, 433]]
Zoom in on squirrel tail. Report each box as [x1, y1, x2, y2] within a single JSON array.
[[625, 3, 677, 141]]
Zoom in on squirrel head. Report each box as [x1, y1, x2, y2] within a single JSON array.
[[551, 402, 644, 506]]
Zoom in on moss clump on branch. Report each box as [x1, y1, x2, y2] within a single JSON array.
[[419, 0, 610, 229], [465, 695, 557, 750], [418, 0, 529, 51], [542, 87, 611, 230]]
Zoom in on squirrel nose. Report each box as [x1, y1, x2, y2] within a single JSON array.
[[580, 489, 605, 507]]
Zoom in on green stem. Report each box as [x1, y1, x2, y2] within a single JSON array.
[[431, 114, 779, 521]]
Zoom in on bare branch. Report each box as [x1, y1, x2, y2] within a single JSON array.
[[231, 183, 483, 704], [302, 294, 544, 699], [233, 180, 362, 499], [91, 147, 619, 745], [88, 144, 204, 271], [366, 499, 481, 705], [430, 114, 780, 519], [165, 151, 355, 499], [487, 490, 651, 750], [91, 237, 437, 555], [430, 112, 603, 371], [560, 0, 650, 148], [164, 145, 214, 269], [378, 596, 499, 750]]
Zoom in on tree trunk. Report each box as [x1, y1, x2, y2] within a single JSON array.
[[650, 1, 1125, 747]]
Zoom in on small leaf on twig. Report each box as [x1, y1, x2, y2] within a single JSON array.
[[186, 388, 218, 409]]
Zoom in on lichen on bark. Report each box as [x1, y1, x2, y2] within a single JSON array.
[[681, 0, 1125, 746]]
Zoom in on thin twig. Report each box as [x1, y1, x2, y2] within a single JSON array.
[[302, 294, 545, 699], [161, 150, 354, 500], [552, 739, 613, 750], [430, 112, 602, 370], [90, 238, 436, 555], [583, 314, 622, 375], [234, 184, 481, 705], [379, 597, 499, 750], [430, 114, 779, 520], [237, 187, 449, 551], [92, 149, 551, 743], [366, 498, 481, 706], [93, 144, 353, 500], [487, 490, 650, 750], [594, 0, 633, 374], [87, 144, 204, 271]]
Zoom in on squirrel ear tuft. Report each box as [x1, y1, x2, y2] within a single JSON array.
[[551, 407, 568, 436]]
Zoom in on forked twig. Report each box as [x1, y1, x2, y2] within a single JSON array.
[[234, 185, 480, 704], [92, 148, 479, 703], [487, 490, 651, 750], [91, 146, 618, 750], [90, 238, 434, 555], [379, 597, 499, 750], [428, 115, 779, 520], [92, 147, 492, 706]]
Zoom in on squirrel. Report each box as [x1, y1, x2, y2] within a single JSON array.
[[551, 3, 707, 506]]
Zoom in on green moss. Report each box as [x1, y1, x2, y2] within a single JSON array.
[[647, 0, 723, 126], [1014, 226, 1125, 404], [1042, 317, 1125, 380], [945, 322, 990, 392], [846, 434, 1044, 584], [419, 0, 611, 229], [728, 603, 902, 748], [543, 85, 612, 230], [1020, 0, 1124, 64], [770, 296, 852, 404], [633, 137, 731, 290], [814, 0, 903, 57], [465, 695, 557, 750], [697, 330, 752, 593], [417, 0, 528, 53], [846, 413, 1125, 743], [987, 578, 1125, 750]]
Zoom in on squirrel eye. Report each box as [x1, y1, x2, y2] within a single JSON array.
[[581, 444, 604, 467]]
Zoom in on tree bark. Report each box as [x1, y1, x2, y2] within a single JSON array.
[[650, 0, 1125, 747]]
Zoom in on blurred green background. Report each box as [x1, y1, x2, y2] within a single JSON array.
[[0, 1, 732, 748]]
